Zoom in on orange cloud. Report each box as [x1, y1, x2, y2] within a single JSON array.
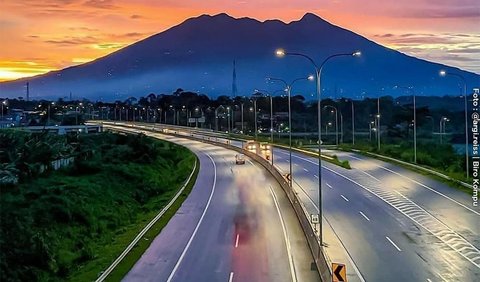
[[0, 0, 478, 82]]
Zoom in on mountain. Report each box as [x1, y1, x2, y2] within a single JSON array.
[[1, 13, 478, 101]]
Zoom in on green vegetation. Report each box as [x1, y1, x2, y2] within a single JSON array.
[[339, 141, 467, 183], [0, 131, 195, 281]]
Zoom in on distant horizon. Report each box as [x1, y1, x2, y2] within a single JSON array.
[[1, 0, 479, 81]]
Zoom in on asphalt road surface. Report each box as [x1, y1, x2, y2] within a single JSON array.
[[169, 126, 480, 281], [100, 122, 480, 281], [103, 125, 320, 282]]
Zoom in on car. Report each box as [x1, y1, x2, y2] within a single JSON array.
[[235, 154, 246, 165]]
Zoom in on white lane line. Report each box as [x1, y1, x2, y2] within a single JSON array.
[[348, 155, 363, 161], [289, 150, 480, 216], [359, 211, 370, 221], [378, 164, 479, 216], [294, 163, 299, 167], [386, 236, 402, 252], [340, 195, 349, 202], [166, 153, 217, 282], [228, 272, 234, 282], [268, 185, 298, 282], [314, 175, 319, 179], [235, 234, 239, 248], [361, 170, 380, 182], [326, 183, 333, 189], [303, 168, 309, 172], [427, 279, 432, 282]]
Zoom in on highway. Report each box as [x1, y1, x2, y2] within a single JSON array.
[[99, 122, 480, 281], [103, 125, 320, 282], [272, 148, 480, 281]]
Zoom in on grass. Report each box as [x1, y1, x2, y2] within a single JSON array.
[[70, 156, 199, 282], [0, 132, 197, 281]]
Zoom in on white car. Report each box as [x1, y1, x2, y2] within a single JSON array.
[[235, 154, 246, 165]]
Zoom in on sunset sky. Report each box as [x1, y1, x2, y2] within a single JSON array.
[[1, 0, 479, 82]]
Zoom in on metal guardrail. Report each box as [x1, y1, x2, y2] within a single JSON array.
[[94, 154, 198, 282], [100, 121, 332, 282]]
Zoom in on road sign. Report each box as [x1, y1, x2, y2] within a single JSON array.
[[285, 173, 291, 181], [311, 214, 319, 224], [332, 263, 347, 282]]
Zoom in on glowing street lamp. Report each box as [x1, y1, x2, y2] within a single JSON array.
[[439, 70, 469, 179], [275, 48, 360, 246], [266, 75, 314, 191]]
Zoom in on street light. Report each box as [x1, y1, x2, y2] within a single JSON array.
[[395, 85, 417, 163], [266, 75, 314, 190], [439, 70, 469, 179], [254, 89, 287, 142], [323, 105, 343, 146], [1, 100, 7, 120], [349, 99, 356, 145], [440, 117, 450, 144], [48, 102, 55, 125], [253, 89, 286, 166], [276, 49, 360, 246]]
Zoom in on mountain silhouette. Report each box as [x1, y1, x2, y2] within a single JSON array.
[[1, 13, 478, 100]]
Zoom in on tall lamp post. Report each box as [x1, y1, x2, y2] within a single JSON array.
[[324, 106, 338, 145], [440, 70, 469, 179], [275, 49, 360, 246], [395, 86, 417, 163], [440, 117, 450, 144], [1, 100, 7, 119], [350, 99, 355, 145], [254, 89, 287, 143], [266, 75, 314, 188]]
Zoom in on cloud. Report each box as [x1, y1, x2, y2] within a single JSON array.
[[374, 33, 394, 38], [130, 14, 142, 19], [93, 43, 125, 49], [399, 7, 480, 18], [44, 36, 98, 45], [376, 32, 479, 46], [68, 26, 99, 31], [83, 0, 116, 9]]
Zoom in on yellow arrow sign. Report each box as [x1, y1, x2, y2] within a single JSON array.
[[332, 263, 347, 282]]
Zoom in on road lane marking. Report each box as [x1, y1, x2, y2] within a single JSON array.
[[286, 149, 480, 216], [340, 195, 349, 202], [314, 175, 318, 179], [326, 183, 333, 189], [294, 163, 299, 167], [166, 153, 218, 282], [380, 165, 480, 216], [386, 236, 402, 252], [360, 170, 380, 182], [359, 211, 370, 221], [228, 272, 234, 282], [427, 279, 432, 282], [235, 234, 239, 248], [268, 185, 298, 282], [303, 168, 309, 172]]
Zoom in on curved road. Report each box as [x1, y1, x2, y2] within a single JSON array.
[[100, 121, 480, 281], [103, 125, 320, 282], [165, 124, 480, 281]]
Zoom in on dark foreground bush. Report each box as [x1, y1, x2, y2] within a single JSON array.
[[0, 132, 194, 281]]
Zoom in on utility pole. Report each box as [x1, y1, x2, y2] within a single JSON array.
[[26, 82, 30, 102]]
